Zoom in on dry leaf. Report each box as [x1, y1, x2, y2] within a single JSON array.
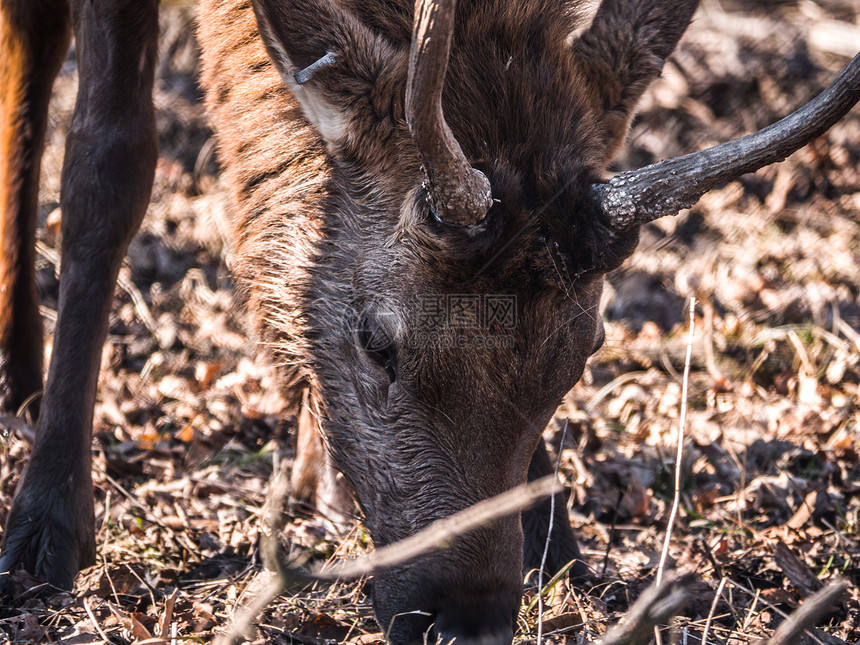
[[773, 542, 822, 596]]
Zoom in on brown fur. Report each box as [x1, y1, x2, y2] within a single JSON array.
[[0, 0, 70, 413]]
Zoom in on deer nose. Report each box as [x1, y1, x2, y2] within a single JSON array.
[[431, 603, 515, 645]]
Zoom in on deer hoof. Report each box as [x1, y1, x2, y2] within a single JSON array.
[[0, 463, 95, 595]]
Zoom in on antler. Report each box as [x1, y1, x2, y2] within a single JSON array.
[[406, 0, 492, 226], [596, 52, 860, 231]]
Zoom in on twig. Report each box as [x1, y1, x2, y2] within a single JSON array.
[[319, 475, 559, 580], [786, 329, 816, 379], [702, 577, 727, 645], [763, 579, 849, 645], [742, 587, 762, 632], [117, 267, 165, 346], [600, 573, 693, 645], [537, 419, 569, 645], [601, 489, 624, 578], [212, 574, 285, 645], [727, 577, 837, 645], [215, 469, 561, 644], [83, 596, 113, 644], [0, 414, 36, 444], [654, 297, 696, 644], [585, 371, 648, 413], [701, 300, 727, 387], [214, 461, 309, 645]]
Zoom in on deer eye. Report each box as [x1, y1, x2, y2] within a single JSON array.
[[357, 315, 398, 382]]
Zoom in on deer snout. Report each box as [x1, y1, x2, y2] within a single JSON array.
[[372, 553, 522, 645], [431, 600, 516, 645]]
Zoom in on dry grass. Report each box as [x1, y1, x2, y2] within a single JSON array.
[[0, 0, 858, 642]]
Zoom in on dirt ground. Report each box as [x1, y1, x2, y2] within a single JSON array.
[[0, 0, 858, 643]]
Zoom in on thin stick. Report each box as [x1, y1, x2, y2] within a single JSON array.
[[321, 475, 559, 580], [0, 414, 36, 444], [215, 460, 309, 645], [600, 573, 693, 645], [601, 489, 623, 578], [654, 297, 697, 644], [742, 587, 762, 632], [537, 419, 569, 645], [727, 576, 829, 645], [702, 577, 727, 645], [215, 472, 560, 644], [765, 579, 849, 645], [83, 597, 113, 643], [213, 574, 284, 645]]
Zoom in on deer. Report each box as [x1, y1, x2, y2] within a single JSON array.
[[1, 0, 858, 642]]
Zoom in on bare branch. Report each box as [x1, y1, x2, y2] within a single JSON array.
[[317, 475, 558, 579], [215, 474, 559, 642], [536, 420, 568, 645], [600, 573, 694, 645], [406, 0, 492, 226], [0, 414, 36, 444], [763, 579, 849, 645], [213, 462, 313, 645], [596, 52, 860, 230], [702, 578, 728, 645], [654, 298, 697, 645]]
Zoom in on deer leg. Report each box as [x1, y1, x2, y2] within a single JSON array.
[[0, 0, 71, 417], [522, 441, 591, 584], [0, 0, 158, 591]]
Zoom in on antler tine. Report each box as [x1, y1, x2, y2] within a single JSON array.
[[596, 52, 860, 231], [406, 0, 492, 226]]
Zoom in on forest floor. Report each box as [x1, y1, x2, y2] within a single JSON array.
[[0, 0, 858, 643]]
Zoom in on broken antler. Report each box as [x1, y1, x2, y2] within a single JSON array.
[[406, 0, 492, 226]]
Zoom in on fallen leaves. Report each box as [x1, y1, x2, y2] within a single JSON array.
[[2, 0, 859, 643]]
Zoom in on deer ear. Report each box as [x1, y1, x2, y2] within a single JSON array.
[[571, 0, 699, 163], [252, 0, 401, 149]]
